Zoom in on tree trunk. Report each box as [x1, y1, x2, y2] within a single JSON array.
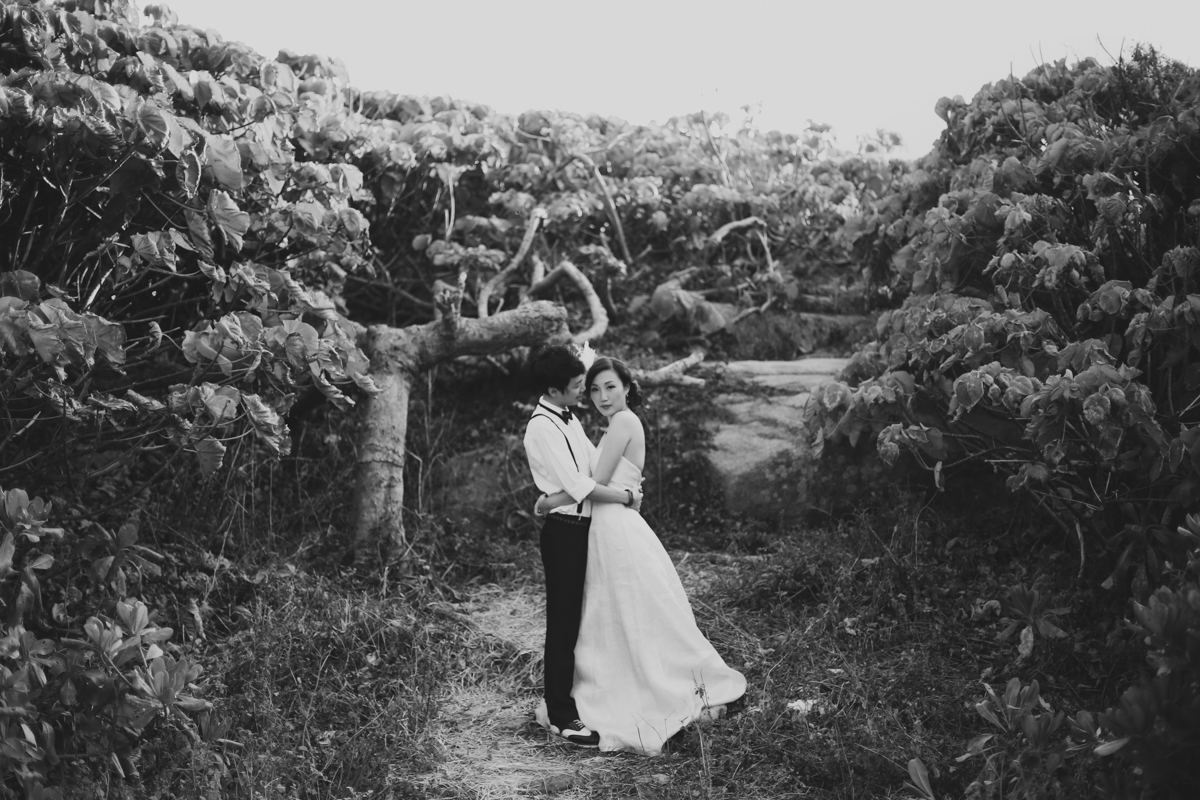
[[351, 301, 570, 566], [352, 325, 416, 567]]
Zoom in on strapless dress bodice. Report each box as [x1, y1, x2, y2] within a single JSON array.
[[607, 456, 643, 491]]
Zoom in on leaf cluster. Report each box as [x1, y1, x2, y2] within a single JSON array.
[[349, 96, 900, 331], [811, 46, 1200, 799], [2, 486, 209, 799], [0, 0, 383, 496]]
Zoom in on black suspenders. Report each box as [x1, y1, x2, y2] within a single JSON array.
[[532, 409, 586, 514]]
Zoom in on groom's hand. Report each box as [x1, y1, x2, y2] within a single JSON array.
[[630, 485, 644, 512]]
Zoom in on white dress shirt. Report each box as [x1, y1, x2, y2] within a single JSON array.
[[524, 400, 597, 517]]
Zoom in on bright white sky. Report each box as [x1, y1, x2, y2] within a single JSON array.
[[159, 0, 1197, 158]]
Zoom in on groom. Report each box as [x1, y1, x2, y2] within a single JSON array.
[[523, 344, 642, 747]]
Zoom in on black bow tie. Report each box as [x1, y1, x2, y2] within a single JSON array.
[[542, 403, 572, 423]]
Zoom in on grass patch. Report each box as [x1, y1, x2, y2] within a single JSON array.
[[83, 361, 1146, 800], [133, 566, 455, 799], [577, 498, 1145, 800]]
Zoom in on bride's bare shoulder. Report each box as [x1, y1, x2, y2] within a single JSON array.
[[611, 409, 644, 434]]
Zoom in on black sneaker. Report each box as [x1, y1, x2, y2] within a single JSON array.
[[549, 719, 600, 747]]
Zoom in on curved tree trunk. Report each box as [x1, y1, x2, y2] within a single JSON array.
[[351, 301, 570, 567]]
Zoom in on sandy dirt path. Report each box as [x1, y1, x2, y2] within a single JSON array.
[[417, 554, 752, 798]]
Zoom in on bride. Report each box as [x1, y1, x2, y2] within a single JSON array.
[[535, 356, 746, 755]]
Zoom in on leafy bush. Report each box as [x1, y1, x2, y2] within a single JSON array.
[[1, 484, 209, 798], [0, 0, 383, 499], [351, 95, 902, 332], [1067, 513, 1200, 798], [0, 0, 382, 793], [812, 46, 1200, 798]]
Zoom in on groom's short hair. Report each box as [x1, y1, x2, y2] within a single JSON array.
[[530, 345, 585, 394]]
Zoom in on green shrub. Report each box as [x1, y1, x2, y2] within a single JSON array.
[[813, 46, 1200, 799], [1, 486, 204, 798]]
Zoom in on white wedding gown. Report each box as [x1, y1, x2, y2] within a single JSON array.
[[538, 447, 746, 755]]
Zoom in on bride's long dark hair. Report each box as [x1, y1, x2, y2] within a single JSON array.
[[586, 357, 643, 410]]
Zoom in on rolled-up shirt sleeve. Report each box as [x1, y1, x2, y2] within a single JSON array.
[[525, 419, 597, 503]]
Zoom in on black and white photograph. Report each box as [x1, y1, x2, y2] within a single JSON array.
[[0, 1, 1197, 797]]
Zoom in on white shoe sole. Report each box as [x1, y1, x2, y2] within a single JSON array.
[[549, 725, 600, 748]]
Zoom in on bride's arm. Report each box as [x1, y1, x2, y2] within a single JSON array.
[[591, 411, 640, 486], [535, 479, 639, 514], [535, 414, 643, 515]]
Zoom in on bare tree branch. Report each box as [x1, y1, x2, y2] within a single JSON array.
[[478, 207, 545, 318], [569, 151, 634, 265], [633, 349, 707, 387], [708, 216, 767, 246], [527, 259, 608, 343]]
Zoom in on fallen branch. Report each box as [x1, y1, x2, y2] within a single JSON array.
[[477, 208, 546, 318], [633, 349, 706, 387], [527, 259, 608, 343], [708, 216, 766, 246], [728, 292, 775, 326]]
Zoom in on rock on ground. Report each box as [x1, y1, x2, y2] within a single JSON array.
[[702, 358, 847, 520], [726, 311, 871, 360]]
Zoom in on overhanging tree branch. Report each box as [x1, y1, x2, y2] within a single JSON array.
[[351, 300, 570, 565], [527, 259, 608, 343]]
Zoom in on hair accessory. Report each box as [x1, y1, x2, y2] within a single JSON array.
[[576, 341, 596, 371]]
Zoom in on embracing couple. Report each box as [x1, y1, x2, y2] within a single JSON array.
[[522, 344, 746, 755]]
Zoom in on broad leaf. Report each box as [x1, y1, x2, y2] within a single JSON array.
[[241, 392, 291, 455], [203, 133, 243, 192], [0, 270, 41, 301], [194, 437, 227, 477], [906, 758, 935, 800], [136, 101, 170, 151], [185, 208, 215, 258], [82, 315, 127, 366], [131, 232, 176, 271], [290, 202, 326, 236], [199, 383, 241, 424], [0, 532, 15, 580], [207, 190, 249, 251], [1095, 737, 1130, 756]]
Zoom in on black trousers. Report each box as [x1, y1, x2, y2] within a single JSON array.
[[539, 515, 590, 727]]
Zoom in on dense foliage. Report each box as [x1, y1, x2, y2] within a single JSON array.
[[0, 0, 379, 793], [0, 1, 893, 794], [349, 94, 900, 332], [812, 48, 1200, 798]]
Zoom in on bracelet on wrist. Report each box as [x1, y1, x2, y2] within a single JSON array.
[[624, 488, 633, 506]]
